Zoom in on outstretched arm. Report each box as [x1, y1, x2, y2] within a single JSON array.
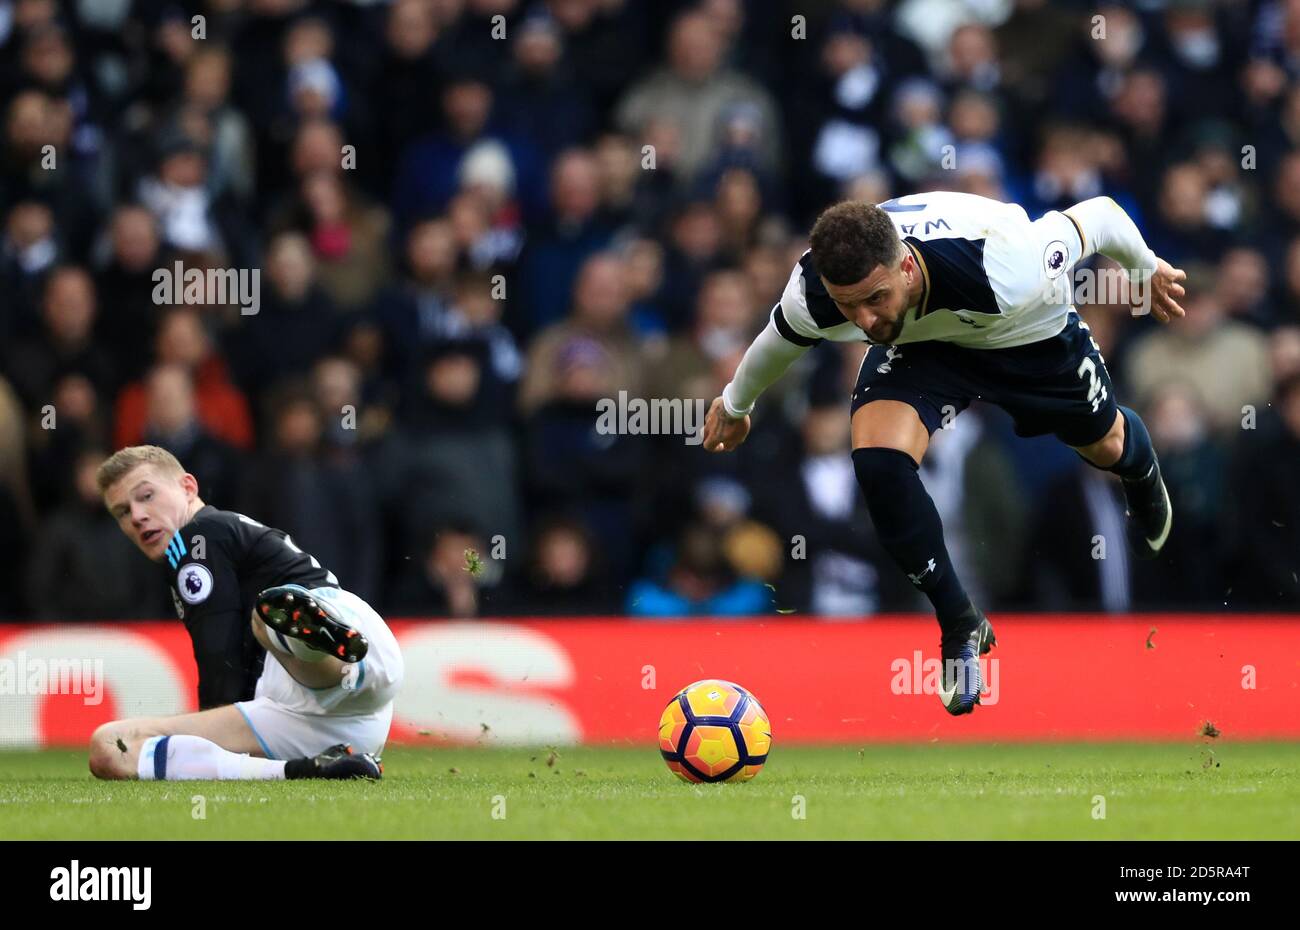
[[703, 317, 811, 452], [722, 318, 811, 417], [1062, 196, 1158, 273], [1061, 196, 1187, 323]]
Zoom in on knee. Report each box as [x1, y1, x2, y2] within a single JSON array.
[[88, 723, 131, 780], [852, 446, 920, 496], [1079, 428, 1125, 468], [1093, 433, 1125, 468]]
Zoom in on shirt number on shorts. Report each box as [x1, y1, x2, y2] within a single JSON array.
[[1076, 357, 1108, 413]]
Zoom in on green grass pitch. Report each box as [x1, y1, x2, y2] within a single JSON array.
[[1, 742, 1297, 840]]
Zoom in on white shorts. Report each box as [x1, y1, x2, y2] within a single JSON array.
[[235, 587, 404, 760]]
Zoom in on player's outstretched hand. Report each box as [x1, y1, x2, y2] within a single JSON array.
[[702, 396, 751, 452], [1146, 257, 1187, 323]]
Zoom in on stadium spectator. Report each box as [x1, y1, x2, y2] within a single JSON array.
[[369, 0, 449, 175], [140, 363, 242, 510], [1278, 237, 1300, 326], [311, 355, 371, 450], [0, 376, 34, 616], [1022, 463, 1133, 613], [335, 316, 401, 438], [886, 78, 953, 187], [136, 130, 256, 270], [920, 409, 1029, 612], [268, 169, 393, 311], [518, 251, 642, 413], [795, 16, 889, 206], [656, 196, 728, 332], [497, 514, 617, 616], [25, 448, 165, 620], [711, 167, 766, 263], [392, 72, 547, 233], [281, 117, 349, 194], [592, 132, 671, 238], [5, 266, 115, 409], [403, 339, 520, 561], [0, 200, 60, 340], [1020, 124, 1108, 219], [1131, 379, 1226, 607], [493, 9, 597, 161], [391, 523, 492, 618], [2, 90, 101, 259], [239, 380, 382, 602], [514, 147, 616, 333], [615, 236, 671, 335], [180, 46, 256, 204], [645, 268, 758, 404], [26, 372, 110, 516], [1274, 146, 1300, 226], [446, 170, 523, 271], [1124, 272, 1271, 437], [114, 307, 254, 451], [1271, 325, 1300, 382], [1215, 246, 1272, 329], [627, 520, 771, 617], [1146, 161, 1233, 266], [615, 8, 782, 192], [442, 271, 524, 415], [752, 402, 896, 616], [374, 217, 461, 379], [227, 232, 338, 399], [1223, 372, 1300, 607], [521, 332, 642, 577], [943, 21, 1002, 92], [544, 0, 650, 116], [94, 205, 169, 382]]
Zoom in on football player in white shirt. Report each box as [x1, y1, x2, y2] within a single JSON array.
[[701, 192, 1186, 715]]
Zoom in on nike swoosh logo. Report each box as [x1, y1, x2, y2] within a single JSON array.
[[1147, 480, 1173, 550], [937, 677, 958, 707], [938, 640, 982, 709]]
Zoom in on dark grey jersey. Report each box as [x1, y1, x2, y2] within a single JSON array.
[[163, 506, 338, 709]]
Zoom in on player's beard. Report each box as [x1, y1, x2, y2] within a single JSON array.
[[869, 315, 906, 345]]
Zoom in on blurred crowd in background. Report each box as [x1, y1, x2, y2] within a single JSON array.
[[1, 0, 1299, 621]]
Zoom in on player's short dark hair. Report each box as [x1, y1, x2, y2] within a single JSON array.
[[809, 201, 903, 286]]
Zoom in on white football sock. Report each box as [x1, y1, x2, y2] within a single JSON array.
[[137, 735, 287, 780]]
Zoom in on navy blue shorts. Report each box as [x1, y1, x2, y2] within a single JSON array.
[[849, 312, 1118, 447]]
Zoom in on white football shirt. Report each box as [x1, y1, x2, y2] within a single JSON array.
[[774, 191, 1089, 350]]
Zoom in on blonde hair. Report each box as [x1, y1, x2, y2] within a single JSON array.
[[96, 445, 185, 495]]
